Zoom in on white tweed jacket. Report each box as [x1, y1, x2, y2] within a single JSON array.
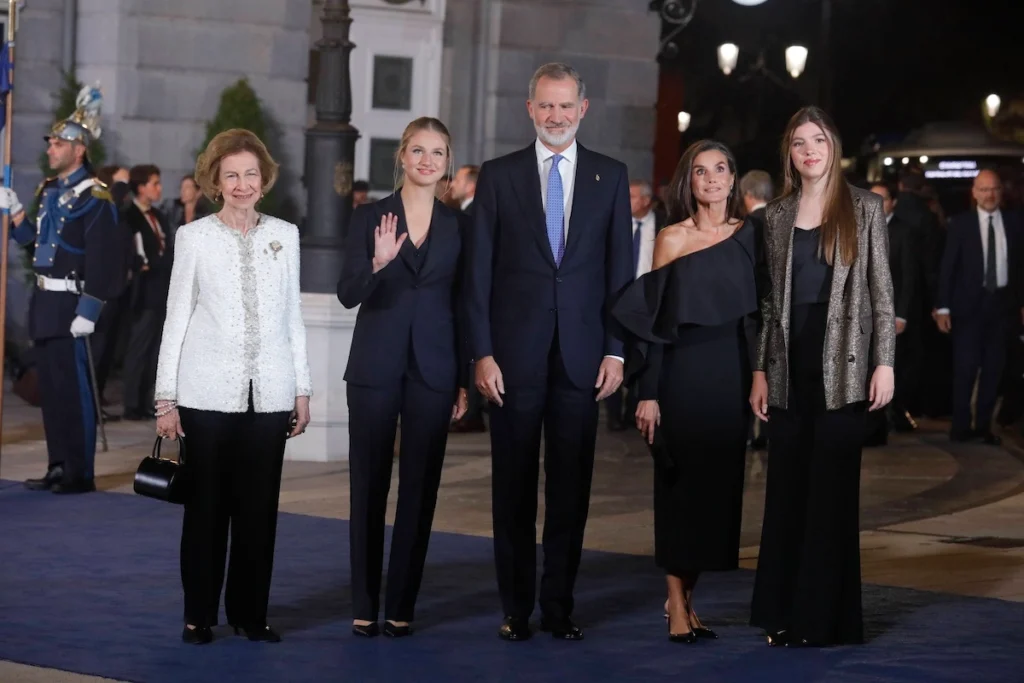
[[154, 214, 312, 413]]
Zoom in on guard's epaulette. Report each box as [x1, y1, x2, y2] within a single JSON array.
[[34, 176, 57, 198], [90, 185, 113, 202]]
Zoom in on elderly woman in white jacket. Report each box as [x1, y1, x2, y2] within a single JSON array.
[[154, 129, 312, 646]]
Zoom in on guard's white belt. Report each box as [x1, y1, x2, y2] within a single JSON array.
[[35, 275, 82, 294]]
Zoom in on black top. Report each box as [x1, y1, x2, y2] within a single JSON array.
[[791, 226, 833, 305], [402, 230, 431, 273]]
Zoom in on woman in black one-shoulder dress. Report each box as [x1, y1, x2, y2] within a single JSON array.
[[613, 140, 760, 643]]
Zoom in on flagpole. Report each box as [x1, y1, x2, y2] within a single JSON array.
[[0, 0, 20, 472]]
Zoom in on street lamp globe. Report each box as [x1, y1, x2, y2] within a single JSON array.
[[732, 0, 769, 5], [985, 94, 1001, 118], [785, 45, 809, 78], [677, 111, 692, 133], [717, 43, 740, 76]]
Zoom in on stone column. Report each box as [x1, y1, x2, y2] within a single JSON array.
[[287, 0, 361, 462], [301, 0, 360, 294]]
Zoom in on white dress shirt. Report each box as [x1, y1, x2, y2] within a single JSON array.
[[155, 214, 312, 413], [535, 138, 577, 239], [937, 208, 1008, 315], [633, 211, 656, 278]]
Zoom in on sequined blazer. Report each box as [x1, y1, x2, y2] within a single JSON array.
[[755, 185, 896, 411], [155, 214, 312, 413]]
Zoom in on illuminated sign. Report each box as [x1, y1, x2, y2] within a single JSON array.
[[925, 160, 979, 179]]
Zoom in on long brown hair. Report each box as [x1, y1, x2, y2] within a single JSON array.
[[393, 117, 455, 194], [666, 139, 742, 224], [780, 106, 857, 266]]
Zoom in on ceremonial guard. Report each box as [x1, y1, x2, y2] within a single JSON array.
[[0, 86, 122, 493]]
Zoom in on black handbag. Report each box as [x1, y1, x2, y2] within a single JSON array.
[[134, 436, 189, 504]]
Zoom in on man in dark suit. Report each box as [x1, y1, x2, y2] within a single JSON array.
[[449, 165, 486, 433], [121, 164, 172, 420], [935, 169, 1024, 443], [895, 169, 947, 417], [468, 62, 633, 642], [866, 183, 918, 443], [605, 178, 661, 431], [740, 170, 774, 450]]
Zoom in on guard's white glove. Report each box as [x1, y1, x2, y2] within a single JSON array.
[[70, 316, 95, 337], [0, 187, 23, 217]]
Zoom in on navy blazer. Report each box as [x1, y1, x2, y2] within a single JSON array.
[[937, 208, 1024, 317], [338, 193, 470, 392], [467, 142, 633, 389]]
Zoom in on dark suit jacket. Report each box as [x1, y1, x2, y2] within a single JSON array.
[[123, 202, 173, 312], [894, 191, 942, 308], [888, 214, 918, 322], [937, 209, 1024, 318], [467, 142, 633, 389], [338, 193, 470, 392]]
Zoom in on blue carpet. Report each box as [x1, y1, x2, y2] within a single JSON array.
[[0, 483, 1022, 683]]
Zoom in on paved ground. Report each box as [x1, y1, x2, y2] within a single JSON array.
[[3, 381, 1024, 682]]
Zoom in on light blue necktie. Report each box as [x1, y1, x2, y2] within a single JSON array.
[[545, 154, 565, 266]]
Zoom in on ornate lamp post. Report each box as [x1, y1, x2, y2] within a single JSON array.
[[302, 0, 361, 293]]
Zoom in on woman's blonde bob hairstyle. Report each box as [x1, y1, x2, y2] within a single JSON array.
[[392, 117, 455, 194], [194, 128, 280, 203]]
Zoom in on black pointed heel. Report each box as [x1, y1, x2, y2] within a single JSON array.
[[692, 626, 718, 639], [230, 624, 282, 642]]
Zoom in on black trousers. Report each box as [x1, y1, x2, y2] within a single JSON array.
[[177, 396, 290, 628], [122, 308, 164, 413], [951, 291, 1009, 436], [489, 338, 599, 620], [347, 374, 455, 622], [35, 336, 97, 482], [751, 303, 865, 645]]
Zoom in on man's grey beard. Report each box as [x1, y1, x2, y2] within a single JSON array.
[[536, 120, 579, 147]]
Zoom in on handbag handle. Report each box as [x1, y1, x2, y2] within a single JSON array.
[[152, 435, 186, 465]]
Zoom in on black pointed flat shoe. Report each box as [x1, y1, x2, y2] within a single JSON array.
[[766, 629, 789, 646], [352, 621, 380, 637], [181, 625, 213, 645], [231, 624, 282, 642], [383, 621, 413, 638]]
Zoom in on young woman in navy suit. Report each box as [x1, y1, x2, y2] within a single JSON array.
[[338, 117, 469, 638]]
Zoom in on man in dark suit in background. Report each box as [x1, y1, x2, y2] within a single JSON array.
[[895, 169, 948, 417], [468, 62, 633, 642], [935, 169, 1024, 443], [866, 183, 918, 444], [605, 178, 661, 431], [740, 170, 773, 450], [121, 164, 172, 420], [450, 164, 487, 433]]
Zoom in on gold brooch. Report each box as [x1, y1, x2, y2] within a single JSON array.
[[269, 240, 282, 259]]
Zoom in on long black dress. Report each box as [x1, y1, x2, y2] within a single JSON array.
[[613, 220, 758, 574]]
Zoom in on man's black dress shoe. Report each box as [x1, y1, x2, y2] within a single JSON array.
[[539, 616, 584, 640], [51, 479, 96, 494], [352, 622, 380, 637], [24, 466, 64, 491], [383, 621, 413, 638], [181, 625, 213, 645], [498, 616, 531, 641], [231, 624, 282, 642]]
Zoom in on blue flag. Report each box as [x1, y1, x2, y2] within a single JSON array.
[[0, 41, 11, 134]]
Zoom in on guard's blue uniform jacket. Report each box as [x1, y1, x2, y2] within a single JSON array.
[[11, 166, 123, 340]]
